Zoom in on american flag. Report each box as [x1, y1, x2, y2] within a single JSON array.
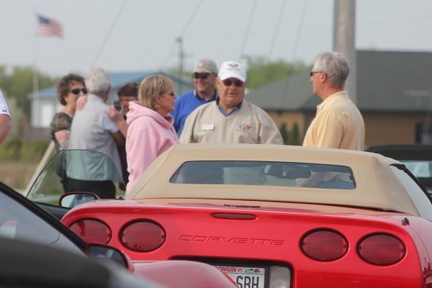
[[37, 15, 63, 38]]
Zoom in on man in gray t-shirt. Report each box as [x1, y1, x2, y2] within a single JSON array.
[[67, 68, 124, 198]]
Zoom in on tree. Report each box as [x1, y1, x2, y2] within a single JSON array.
[[246, 57, 310, 89], [279, 122, 289, 145], [0, 65, 58, 118], [288, 122, 300, 145], [279, 122, 301, 146], [167, 57, 310, 91]]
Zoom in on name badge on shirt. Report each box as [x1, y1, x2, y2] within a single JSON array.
[[202, 124, 215, 131]]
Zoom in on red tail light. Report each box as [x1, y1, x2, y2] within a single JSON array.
[[301, 229, 348, 261], [358, 233, 405, 265], [120, 220, 166, 252], [69, 219, 111, 244]]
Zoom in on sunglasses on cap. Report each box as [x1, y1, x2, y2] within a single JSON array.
[[193, 72, 211, 79], [70, 88, 87, 95], [222, 79, 244, 87]]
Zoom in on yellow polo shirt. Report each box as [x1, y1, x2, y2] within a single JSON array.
[[303, 91, 365, 150]]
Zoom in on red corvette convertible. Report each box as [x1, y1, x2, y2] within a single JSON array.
[[60, 144, 432, 288]]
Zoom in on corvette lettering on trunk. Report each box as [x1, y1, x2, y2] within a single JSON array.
[[179, 235, 285, 245]]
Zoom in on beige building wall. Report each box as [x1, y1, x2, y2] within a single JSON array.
[[266, 111, 429, 147], [268, 111, 305, 132], [364, 113, 426, 146]]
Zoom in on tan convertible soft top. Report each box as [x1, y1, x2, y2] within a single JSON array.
[[128, 144, 420, 216]]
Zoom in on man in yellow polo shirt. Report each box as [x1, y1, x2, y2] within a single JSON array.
[[299, 52, 365, 188], [304, 51, 365, 150]]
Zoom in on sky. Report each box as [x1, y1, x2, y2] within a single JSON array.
[[1, 0, 432, 77]]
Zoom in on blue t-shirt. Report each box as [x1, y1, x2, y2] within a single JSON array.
[[171, 90, 217, 136]]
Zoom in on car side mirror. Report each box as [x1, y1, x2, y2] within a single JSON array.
[[59, 192, 99, 208]]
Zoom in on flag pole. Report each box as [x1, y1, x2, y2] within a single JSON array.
[[33, 13, 39, 102]]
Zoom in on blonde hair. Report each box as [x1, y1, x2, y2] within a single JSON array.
[[138, 75, 174, 110]]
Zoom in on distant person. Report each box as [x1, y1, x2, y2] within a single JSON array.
[[303, 51, 365, 150], [126, 75, 180, 193], [67, 68, 124, 199], [105, 82, 139, 187], [171, 58, 218, 136], [0, 89, 11, 144], [180, 61, 284, 145], [50, 74, 86, 191], [50, 74, 86, 150]]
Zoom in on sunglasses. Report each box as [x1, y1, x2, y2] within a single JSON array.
[[309, 71, 322, 77], [193, 72, 210, 79], [222, 79, 244, 87], [70, 88, 87, 95]]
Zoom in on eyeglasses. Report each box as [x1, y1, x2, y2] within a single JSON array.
[[70, 88, 87, 95], [309, 71, 322, 77], [222, 79, 244, 87], [193, 72, 211, 79]]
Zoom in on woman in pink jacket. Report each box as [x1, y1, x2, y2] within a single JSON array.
[[126, 75, 180, 193]]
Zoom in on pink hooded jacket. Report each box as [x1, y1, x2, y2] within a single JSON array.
[[126, 101, 180, 193]]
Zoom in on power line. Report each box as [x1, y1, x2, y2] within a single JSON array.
[[268, 0, 287, 59], [290, 0, 308, 61], [161, 0, 204, 71], [91, 0, 128, 69], [280, 0, 309, 109], [239, 0, 258, 58], [179, 0, 204, 37]]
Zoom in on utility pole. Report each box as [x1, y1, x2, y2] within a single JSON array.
[[176, 37, 184, 95], [333, 0, 356, 104]]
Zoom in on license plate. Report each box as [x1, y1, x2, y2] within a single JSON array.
[[214, 265, 267, 288]]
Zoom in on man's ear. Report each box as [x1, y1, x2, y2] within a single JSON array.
[[320, 72, 327, 83]]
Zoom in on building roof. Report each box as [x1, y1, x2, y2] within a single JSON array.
[[31, 71, 194, 99], [247, 50, 432, 113]]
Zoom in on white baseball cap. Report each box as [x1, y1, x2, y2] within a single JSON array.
[[218, 61, 247, 82]]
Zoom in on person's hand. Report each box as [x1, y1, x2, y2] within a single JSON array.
[[76, 95, 88, 110], [106, 105, 124, 124]]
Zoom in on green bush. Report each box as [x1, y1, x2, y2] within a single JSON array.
[[0, 140, 50, 163], [288, 122, 300, 145], [279, 122, 300, 146], [279, 122, 289, 145]]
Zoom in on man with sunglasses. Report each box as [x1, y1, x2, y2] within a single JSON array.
[[171, 58, 218, 136], [180, 61, 283, 145], [298, 52, 365, 188], [305, 51, 364, 150]]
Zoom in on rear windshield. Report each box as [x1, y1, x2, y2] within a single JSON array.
[[169, 161, 356, 190], [402, 160, 432, 178]]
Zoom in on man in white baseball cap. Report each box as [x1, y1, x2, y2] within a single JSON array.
[[180, 60, 283, 145], [180, 60, 283, 185]]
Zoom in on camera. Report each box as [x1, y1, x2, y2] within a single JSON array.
[[113, 100, 121, 111]]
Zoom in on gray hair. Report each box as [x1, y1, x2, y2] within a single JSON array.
[[85, 68, 111, 96], [313, 52, 349, 88]]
